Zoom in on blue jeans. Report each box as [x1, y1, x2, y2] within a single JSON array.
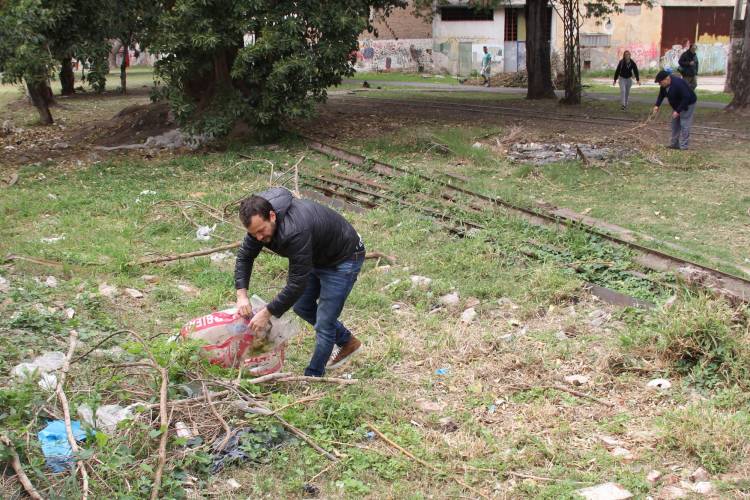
[[293, 252, 364, 376]]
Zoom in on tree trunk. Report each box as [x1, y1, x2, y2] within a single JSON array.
[[26, 80, 54, 125], [560, 0, 582, 105], [725, 18, 745, 94], [727, 1, 750, 110], [120, 42, 128, 94], [60, 57, 75, 95], [525, 0, 555, 99]]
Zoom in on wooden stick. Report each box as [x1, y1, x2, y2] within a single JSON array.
[[143, 390, 232, 410], [134, 241, 241, 266], [364, 251, 396, 265], [367, 423, 489, 499], [5, 253, 64, 268], [273, 415, 338, 462], [0, 434, 44, 500], [511, 384, 614, 407], [271, 394, 324, 415], [247, 372, 292, 384], [203, 383, 231, 451], [127, 330, 171, 500], [275, 375, 357, 385], [55, 330, 89, 499]]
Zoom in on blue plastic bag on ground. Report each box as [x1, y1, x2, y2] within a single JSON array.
[[38, 420, 86, 472]]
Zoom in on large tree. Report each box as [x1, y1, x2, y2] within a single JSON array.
[[147, 0, 404, 138], [727, 0, 749, 111], [0, 0, 65, 124], [525, 0, 556, 99]]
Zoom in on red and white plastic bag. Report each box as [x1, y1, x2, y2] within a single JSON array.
[[179, 295, 299, 376]]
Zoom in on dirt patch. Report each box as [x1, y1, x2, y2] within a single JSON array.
[[73, 102, 175, 147]]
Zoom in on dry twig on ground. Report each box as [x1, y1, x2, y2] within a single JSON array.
[[127, 330, 171, 500], [55, 330, 89, 499], [0, 434, 44, 500], [367, 423, 489, 499]]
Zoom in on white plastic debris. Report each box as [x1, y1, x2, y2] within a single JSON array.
[[98, 283, 117, 298], [64, 308, 76, 319], [472, 142, 483, 149], [597, 435, 622, 448], [226, 478, 241, 490], [41, 235, 65, 244], [410, 275, 432, 289], [647, 378, 672, 390], [439, 292, 460, 308], [461, 307, 477, 324], [139, 190, 157, 196], [175, 421, 194, 439], [0, 276, 10, 293], [611, 447, 635, 460], [44, 276, 58, 288], [646, 470, 662, 483], [195, 224, 216, 241], [690, 482, 713, 495], [38, 373, 58, 392], [564, 374, 589, 386], [12, 351, 66, 381], [576, 482, 633, 500], [416, 400, 445, 413], [209, 251, 234, 263], [124, 288, 144, 299], [95, 405, 133, 432], [78, 404, 95, 427]]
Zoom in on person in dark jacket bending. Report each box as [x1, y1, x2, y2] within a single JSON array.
[[234, 188, 365, 376], [678, 43, 699, 90], [612, 50, 640, 110], [652, 70, 697, 150]]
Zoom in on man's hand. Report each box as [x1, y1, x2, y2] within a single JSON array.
[[652, 106, 659, 114], [637, 80, 641, 86], [236, 290, 252, 318], [612, 80, 617, 86], [249, 307, 271, 335], [672, 111, 680, 119]]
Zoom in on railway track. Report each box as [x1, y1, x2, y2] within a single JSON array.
[[301, 138, 750, 305], [328, 95, 750, 141]]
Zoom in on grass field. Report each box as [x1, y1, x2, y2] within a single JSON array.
[[1, 67, 749, 499]]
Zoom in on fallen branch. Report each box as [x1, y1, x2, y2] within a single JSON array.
[[134, 242, 241, 266], [0, 434, 44, 500], [5, 253, 64, 268], [511, 383, 614, 407], [55, 330, 89, 500], [274, 414, 338, 462], [203, 382, 231, 451], [246, 372, 292, 384], [134, 243, 393, 267], [275, 375, 357, 385], [367, 423, 489, 499], [364, 251, 396, 265], [128, 331, 170, 500]]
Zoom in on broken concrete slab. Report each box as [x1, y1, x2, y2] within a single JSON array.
[[508, 142, 617, 165]]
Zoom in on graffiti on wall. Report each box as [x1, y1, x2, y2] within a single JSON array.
[[356, 39, 434, 72], [660, 43, 728, 74], [617, 44, 660, 67]]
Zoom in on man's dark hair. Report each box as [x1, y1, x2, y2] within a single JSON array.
[[239, 195, 273, 227]]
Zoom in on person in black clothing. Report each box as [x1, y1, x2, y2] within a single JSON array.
[[613, 50, 640, 110], [678, 43, 699, 90], [652, 70, 697, 150], [234, 188, 365, 376]]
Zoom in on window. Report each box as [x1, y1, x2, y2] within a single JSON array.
[[440, 7, 494, 21], [505, 8, 518, 41], [624, 3, 641, 15], [581, 33, 611, 47]]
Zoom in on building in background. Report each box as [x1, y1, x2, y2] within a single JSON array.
[[358, 0, 735, 75]]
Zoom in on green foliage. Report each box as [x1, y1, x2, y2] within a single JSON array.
[[620, 294, 750, 388], [0, 0, 64, 85], [659, 402, 750, 474], [147, 0, 406, 136]]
